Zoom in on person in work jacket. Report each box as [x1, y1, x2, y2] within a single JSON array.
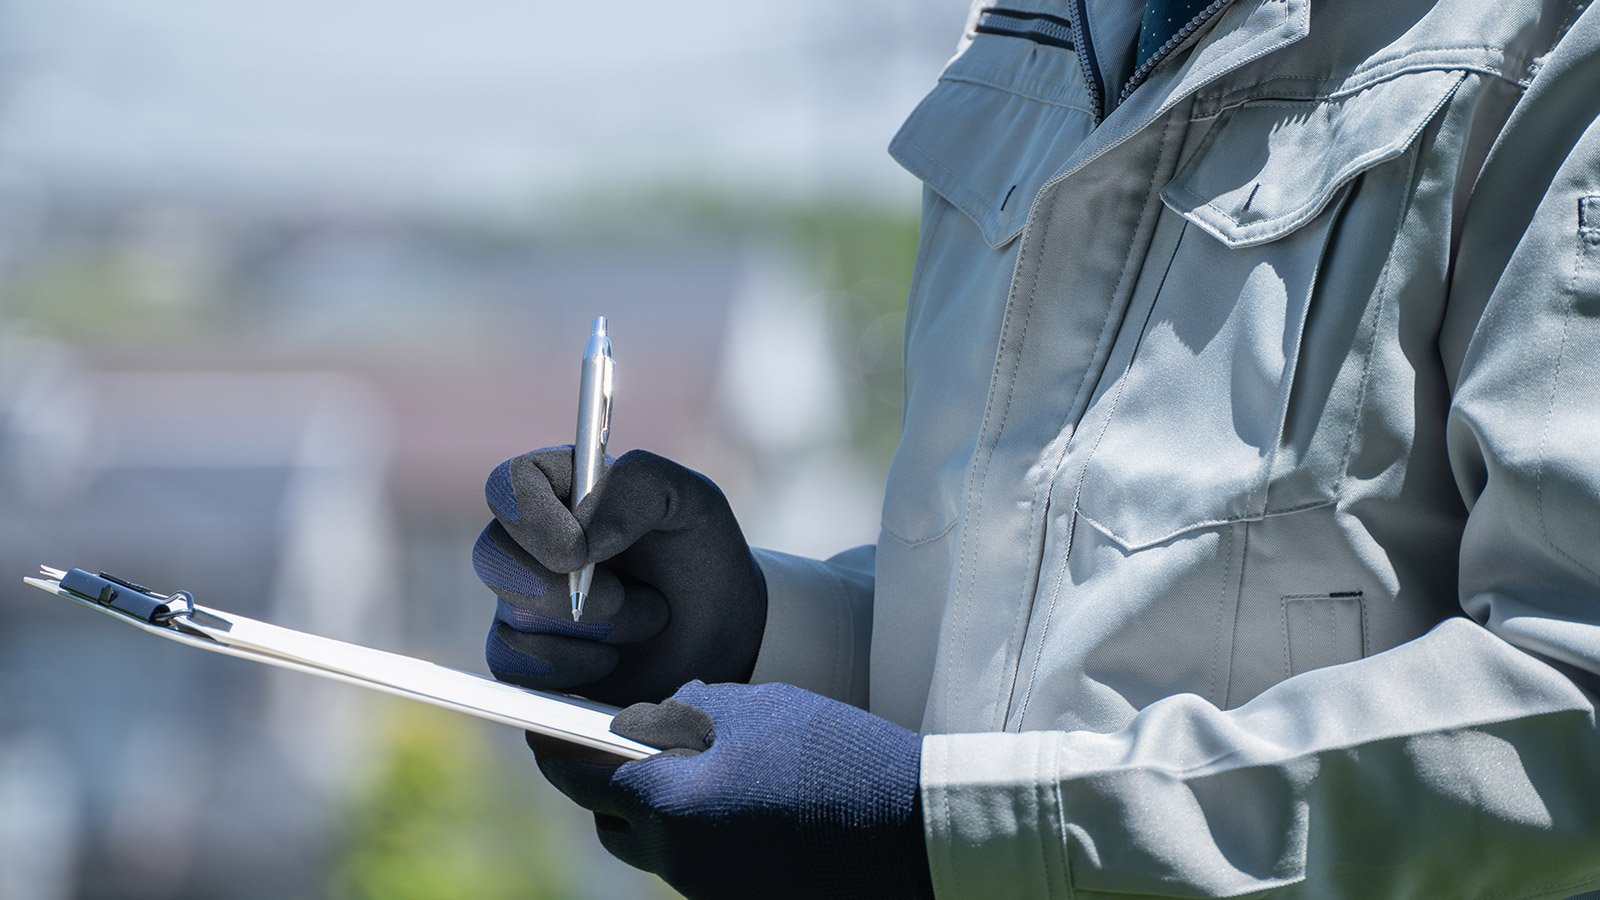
[[471, 0, 1600, 896]]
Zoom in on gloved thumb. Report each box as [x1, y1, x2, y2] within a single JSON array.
[[610, 697, 716, 754]]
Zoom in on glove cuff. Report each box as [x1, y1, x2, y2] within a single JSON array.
[[799, 715, 933, 898], [733, 555, 769, 684]]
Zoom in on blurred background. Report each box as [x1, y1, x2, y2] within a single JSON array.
[[0, 1, 969, 897]]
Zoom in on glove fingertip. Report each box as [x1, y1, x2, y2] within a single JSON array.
[[475, 523, 556, 600], [611, 699, 715, 754], [485, 627, 553, 681], [485, 458, 520, 524]]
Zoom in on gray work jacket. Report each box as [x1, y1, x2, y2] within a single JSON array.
[[750, 0, 1600, 896]]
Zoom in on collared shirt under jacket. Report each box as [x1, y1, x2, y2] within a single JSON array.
[[748, 0, 1600, 896]]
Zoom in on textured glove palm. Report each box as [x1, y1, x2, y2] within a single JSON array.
[[475, 448, 767, 706], [538, 681, 933, 900]]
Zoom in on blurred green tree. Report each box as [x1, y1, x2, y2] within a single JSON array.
[[331, 703, 586, 900]]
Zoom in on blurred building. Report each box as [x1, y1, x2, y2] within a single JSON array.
[[0, 220, 884, 897], [0, 1, 964, 896], [0, 337, 396, 899]]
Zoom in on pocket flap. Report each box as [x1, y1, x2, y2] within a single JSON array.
[[1160, 70, 1465, 249], [888, 35, 1095, 250]]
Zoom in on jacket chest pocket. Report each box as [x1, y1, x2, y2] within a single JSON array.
[[1074, 70, 1465, 551]]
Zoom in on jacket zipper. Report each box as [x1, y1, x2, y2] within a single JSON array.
[[1119, 0, 1235, 104], [1070, 0, 1107, 122]]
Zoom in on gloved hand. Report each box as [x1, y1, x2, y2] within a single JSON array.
[[536, 681, 933, 900], [474, 447, 767, 706]]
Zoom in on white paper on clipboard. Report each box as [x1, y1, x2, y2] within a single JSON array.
[[23, 567, 655, 761]]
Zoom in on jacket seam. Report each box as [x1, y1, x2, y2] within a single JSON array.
[[973, 197, 1050, 728], [1219, 523, 1244, 707], [824, 557, 854, 703], [1004, 473, 1056, 722], [1014, 521, 1069, 725], [1253, 180, 1353, 500], [1279, 577, 1294, 680], [941, 65, 1096, 113], [897, 137, 998, 245], [1178, 74, 1463, 248], [1190, 112, 1435, 230], [1066, 151, 1188, 546], [1191, 56, 1520, 120], [1330, 120, 1430, 501], [1033, 737, 1055, 899], [1534, 231, 1600, 580], [937, 742, 961, 900], [944, 186, 1054, 732], [1062, 108, 1187, 448], [1034, 0, 1305, 201], [1012, 110, 1182, 726], [882, 505, 961, 548], [1050, 737, 1075, 900]]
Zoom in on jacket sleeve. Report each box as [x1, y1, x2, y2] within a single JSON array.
[[920, 13, 1600, 900], [747, 545, 874, 708]]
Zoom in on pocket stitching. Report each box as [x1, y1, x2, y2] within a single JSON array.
[[1532, 206, 1600, 581], [881, 510, 960, 548], [942, 64, 1095, 114], [1280, 590, 1366, 678], [1164, 72, 1465, 248], [1322, 131, 1430, 515], [894, 57, 1095, 250], [1067, 181, 1193, 549], [895, 133, 998, 247]]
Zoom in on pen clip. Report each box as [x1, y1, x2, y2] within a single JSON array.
[[599, 356, 614, 448]]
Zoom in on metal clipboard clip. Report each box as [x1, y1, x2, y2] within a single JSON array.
[[35, 565, 214, 632], [23, 564, 654, 760]]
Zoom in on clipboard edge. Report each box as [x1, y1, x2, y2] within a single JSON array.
[[20, 574, 654, 762]]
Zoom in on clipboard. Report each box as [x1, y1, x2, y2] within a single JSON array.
[[22, 565, 656, 761]]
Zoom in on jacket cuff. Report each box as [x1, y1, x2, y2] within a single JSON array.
[[921, 731, 1072, 899], [747, 546, 873, 707]]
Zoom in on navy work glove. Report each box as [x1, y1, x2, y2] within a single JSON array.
[[536, 681, 934, 900], [475, 447, 767, 707]]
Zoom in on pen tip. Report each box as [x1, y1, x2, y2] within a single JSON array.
[[570, 592, 584, 623]]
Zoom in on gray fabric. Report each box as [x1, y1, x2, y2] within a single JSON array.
[[747, 546, 874, 709], [753, 0, 1600, 895]]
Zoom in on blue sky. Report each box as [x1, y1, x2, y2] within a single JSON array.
[[0, 0, 968, 217]]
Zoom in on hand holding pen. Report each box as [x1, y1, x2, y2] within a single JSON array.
[[475, 315, 770, 706], [569, 315, 615, 622]]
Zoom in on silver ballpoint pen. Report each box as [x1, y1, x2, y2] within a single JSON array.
[[570, 316, 615, 622]]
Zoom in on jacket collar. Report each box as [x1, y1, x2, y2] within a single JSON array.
[[1057, 0, 1310, 183]]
